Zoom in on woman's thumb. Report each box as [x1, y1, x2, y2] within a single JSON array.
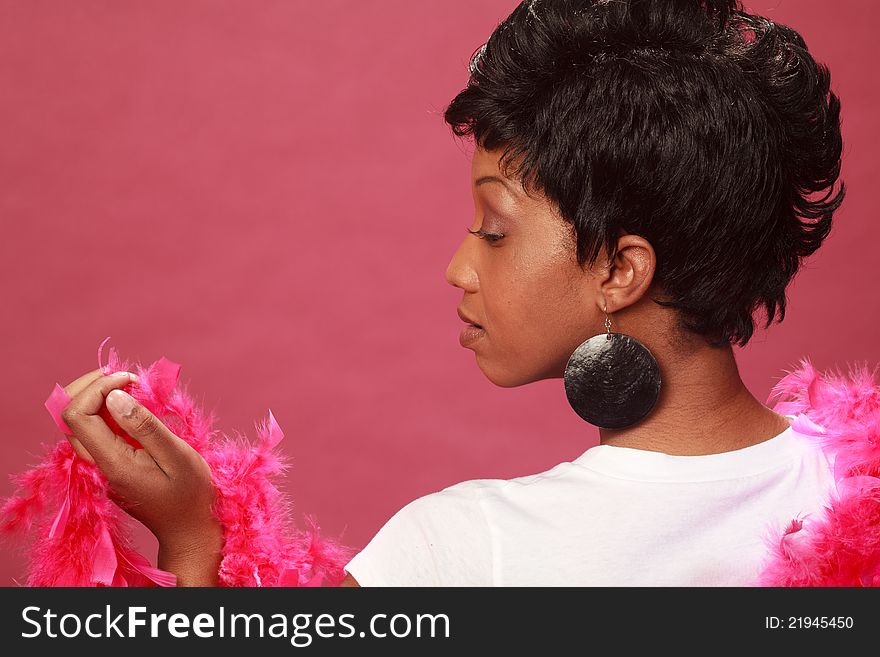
[[102, 389, 143, 449], [106, 389, 185, 472]]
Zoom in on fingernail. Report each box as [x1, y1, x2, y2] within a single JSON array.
[[111, 371, 139, 381], [106, 389, 137, 418]]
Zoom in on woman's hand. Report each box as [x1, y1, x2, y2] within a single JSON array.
[[60, 368, 224, 585]]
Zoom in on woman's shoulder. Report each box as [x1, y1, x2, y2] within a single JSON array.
[[347, 455, 605, 586]]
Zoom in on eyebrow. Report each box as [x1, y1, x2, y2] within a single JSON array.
[[474, 175, 521, 198]]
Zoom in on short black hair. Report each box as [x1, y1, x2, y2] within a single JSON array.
[[444, 0, 845, 348]]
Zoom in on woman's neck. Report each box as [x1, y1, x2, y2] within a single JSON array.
[[597, 341, 792, 456]]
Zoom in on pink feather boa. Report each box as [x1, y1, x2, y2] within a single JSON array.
[[755, 357, 880, 586], [1, 338, 354, 586]]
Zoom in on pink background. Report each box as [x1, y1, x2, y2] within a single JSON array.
[[1, 0, 877, 586]]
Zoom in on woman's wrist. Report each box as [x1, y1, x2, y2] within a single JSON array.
[[157, 522, 225, 587]]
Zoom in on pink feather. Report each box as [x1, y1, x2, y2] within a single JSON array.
[[755, 357, 880, 586], [1, 337, 354, 587]]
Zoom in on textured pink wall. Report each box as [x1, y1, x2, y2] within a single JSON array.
[[1, 0, 877, 585]]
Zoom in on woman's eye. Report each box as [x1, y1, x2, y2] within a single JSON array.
[[467, 228, 505, 243]]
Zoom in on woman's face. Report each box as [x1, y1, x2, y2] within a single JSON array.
[[445, 146, 608, 387]]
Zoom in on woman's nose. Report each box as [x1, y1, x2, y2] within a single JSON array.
[[445, 238, 479, 292]]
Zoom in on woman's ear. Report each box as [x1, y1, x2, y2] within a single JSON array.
[[599, 234, 656, 313]]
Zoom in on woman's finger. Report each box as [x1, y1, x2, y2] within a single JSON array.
[[67, 435, 95, 463], [63, 368, 105, 398], [61, 372, 139, 475], [105, 389, 194, 477], [62, 368, 106, 462]]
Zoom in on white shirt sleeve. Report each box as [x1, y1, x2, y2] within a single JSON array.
[[342, 482, 494, 586]]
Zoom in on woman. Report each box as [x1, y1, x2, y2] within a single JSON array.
[[58, 0, 848, 586]]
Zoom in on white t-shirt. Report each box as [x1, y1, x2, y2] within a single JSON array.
[[343, 417, 836, 586]]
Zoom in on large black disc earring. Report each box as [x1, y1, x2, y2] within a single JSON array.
[[563, 303, 662, 429]]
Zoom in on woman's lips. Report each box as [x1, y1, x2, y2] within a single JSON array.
[[459, 324, 486, 347]]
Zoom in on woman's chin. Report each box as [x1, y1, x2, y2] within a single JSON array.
[[475, 357, 535, 388]]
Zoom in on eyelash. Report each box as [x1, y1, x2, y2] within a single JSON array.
[[468, 228, 505, 243]]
